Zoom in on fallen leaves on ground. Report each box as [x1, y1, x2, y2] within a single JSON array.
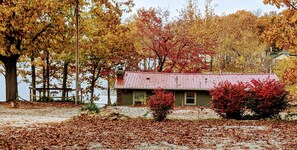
[[0, 113, 297, 149]]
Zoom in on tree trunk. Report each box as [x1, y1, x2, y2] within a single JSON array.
[[107, 74, 111, 106], [158, 63, 164, 72], [62, 62, 68, 101], [31, 57, 36, 101], [46, 51, 50, 97], [0, 54, 20, 102], [143, 58, 147, 71], [210, 56, 213, 72], [43, 66, 46, 98], [154, 56, 157, 72], [90, 79, 95, 104], [148, 58, 151, 70], [90, 64, 100, 104]]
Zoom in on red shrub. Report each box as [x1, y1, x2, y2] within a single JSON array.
[[210, 81, 249, 119], [148, 89, 175, 121], [247, 78, 289, 118]]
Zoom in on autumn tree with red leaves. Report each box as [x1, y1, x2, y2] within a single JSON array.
[[134, 8, 212, 73], [148, 89, 175, 121]]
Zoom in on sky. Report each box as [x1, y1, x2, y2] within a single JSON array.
[[0, 0, 283, 101], [126, 0, 281, 19]]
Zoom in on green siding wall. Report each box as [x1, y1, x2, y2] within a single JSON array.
[[120, 90, 150, 105], [146, 91, 153, 97], [196, 91, 211, 106], [121, 90, 133, 105], [118, 90, 211, 106], [174, 91, 184, 106], [174, 91, 211, 106]]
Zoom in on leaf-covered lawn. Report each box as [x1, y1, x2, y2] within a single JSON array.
[[0, 102, 81, 109], [1, 114, 297, 149]]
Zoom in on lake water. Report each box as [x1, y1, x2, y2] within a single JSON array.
[[0, 75, 117, 107]]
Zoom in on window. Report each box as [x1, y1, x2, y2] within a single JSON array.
[[185, 92, 196, 105], [133, 91, 146, 105]]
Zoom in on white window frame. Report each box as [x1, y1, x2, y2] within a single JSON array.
[[133, 91, 146, 105], [185, 92, 196, 105]]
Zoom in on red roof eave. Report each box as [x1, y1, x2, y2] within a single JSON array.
[[114, 71, 279, 90]]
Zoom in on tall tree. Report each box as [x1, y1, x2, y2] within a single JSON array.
[[263, 0, 297, 100], [0, 0, 70, 101], [80, 0, 134, 104], [178, 0, 217, 72], [135, 8, 212, 73], [212, 11, 269, 73], [263, 0, 297, 51]]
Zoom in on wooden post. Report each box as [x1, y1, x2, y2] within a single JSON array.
[[75, 0, 79, 105], [39, 90, 41, 101], [81, 88, 83, 102], [66, 90, 69, 101]]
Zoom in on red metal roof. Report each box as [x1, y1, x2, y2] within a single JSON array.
[[115, 71, 279, 90]]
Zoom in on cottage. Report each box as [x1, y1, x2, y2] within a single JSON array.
[[114, 71, 278, 106]]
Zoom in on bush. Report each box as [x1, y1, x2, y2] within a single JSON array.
[[247, 78, 289, 118], [210, 81, 249, 119], [38, 97, 54, 102], [148, 89, 175, 121], [81, 103, 100, 113]]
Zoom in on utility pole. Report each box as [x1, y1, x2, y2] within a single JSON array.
[[75, 0, 79, 104]]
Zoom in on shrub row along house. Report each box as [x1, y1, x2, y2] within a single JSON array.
[[114, 71, 278, 106]]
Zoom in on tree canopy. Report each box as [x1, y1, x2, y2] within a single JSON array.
[[0, 0, 296, 102]]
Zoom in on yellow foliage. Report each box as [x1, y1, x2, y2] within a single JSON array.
[[262, 0, 297, 50], [274, 57, 297, 98]]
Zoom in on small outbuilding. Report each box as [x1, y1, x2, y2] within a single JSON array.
[[114, 71, 278, 106]]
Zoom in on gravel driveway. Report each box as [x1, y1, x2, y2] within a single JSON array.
[[100, 106, 221, 120], [0, 104, 80, 128], [100, 106, 297, 121]]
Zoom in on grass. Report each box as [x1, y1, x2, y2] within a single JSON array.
[[81, 103, 100, 113]]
